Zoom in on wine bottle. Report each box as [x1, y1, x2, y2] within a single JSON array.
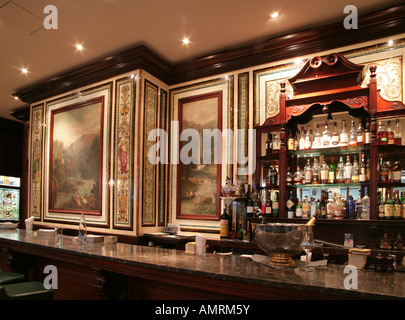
[[220, 208, 229, 239], [246, 186, 254, 218]]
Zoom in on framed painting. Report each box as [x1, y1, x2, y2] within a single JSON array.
[[43, 83, 112, 226], [176, 91, 222, 220], [48, 97, 104, 215]]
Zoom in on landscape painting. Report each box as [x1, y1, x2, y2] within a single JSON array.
[[177, 92, 222, 220], [49, 97, 104, 215]]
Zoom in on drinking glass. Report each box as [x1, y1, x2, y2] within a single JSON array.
[[301, 225, 315, 271]]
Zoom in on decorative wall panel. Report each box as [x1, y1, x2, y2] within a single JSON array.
[[237, 72, 249, 182], [29, 104, 44, 218], [158, 89, 168, 226], [142, 80, 158, 226], [113, 77, 136, 229]]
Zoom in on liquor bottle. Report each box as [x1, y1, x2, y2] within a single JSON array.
[[393, 190, 402, 220], [356, 121, 365, 147], [286, 190, 296, 218], [387, 120, 395, 145], [349, 120, 357, 147], [366, 156, 371, 181], [362, 187, 370, 220], [364, 121, 371, 145], [266, 133, 272, 154], [359, 154, 367, 183], [302, 195, 310, 219], [229, 223, 237, 239], [351, 156, 359, 183], [286, 167, 293, 185], [394, 232, 404, 250], [272, 191, 279, 218], [394, 119, 402, 145], [379, 159, 389, 182], [328, 157, 336, 184], [313, 124, 321, 149], [377, 192, 385, 219], [261, 189, 266, 214], [384, 192, 394, 220], [344, 156, 352, 183], [273, 133, 281, 150], [401, 191, 405, 219], [220, 208, 229, 239], [380, 229, 391, 249], [304, 159, 313, 184], [78, 214, 87, 245], [321, 122, 331, 147], [293, 166, 303, 184], [312, 158, 320, 184], [336, 156, 345, 183], [246, 186, 254, 218], [270, 163, 278, 186], [331, 122, 340, 146], [355, 191, 363, 219], [237, 223, 244, 240], [392, 157, 401, 183], [265, 169, 272, 187], [265, 192, 272, 216], [320, 190, 327, 219], [386, 160, 392, 182], [340, 120, 349, 147], [295, 199, 303, 218], [326, 192, 335, 219], [310, 197, 317, 218], [377, 121, 388, 144], [295, 130, 300, 150], [287, 131, 295, 150], [334, 193, 344, 219], [320, 157, 329, 184], [299, 127, 305, 150], [253, 189, 261, 213], [346, 195, 355, 219], [304, 125, 312, 150]]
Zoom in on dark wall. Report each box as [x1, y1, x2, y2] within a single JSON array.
[[0, 117, 24, 177]]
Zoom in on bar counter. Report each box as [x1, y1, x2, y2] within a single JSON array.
[[0, 229, 404, 300]]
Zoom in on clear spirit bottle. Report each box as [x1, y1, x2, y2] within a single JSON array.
[[349, 120, 357, 147], [340, 120, 349, 147], [321, 122, 331, 147], [344, 155, 352, 183], [356, 121, 365, 147], [394, 119, 402, 145]]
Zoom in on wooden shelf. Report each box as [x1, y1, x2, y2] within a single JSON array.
[[287, 145, 369, 158], [287, 182, 369, 189]]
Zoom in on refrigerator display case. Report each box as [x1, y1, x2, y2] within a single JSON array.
[[0, 175, 21, 221]]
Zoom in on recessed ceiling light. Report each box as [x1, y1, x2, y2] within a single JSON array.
[[20, 67, 28, 74], [182, 37, 190, 45], [270, 12, 279, 19], [75, 44, 84, 51]]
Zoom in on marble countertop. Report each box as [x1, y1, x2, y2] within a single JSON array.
[[0, 229, 404, 299]]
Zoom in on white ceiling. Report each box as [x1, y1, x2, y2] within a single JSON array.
[[0, 0, 401, 121]]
